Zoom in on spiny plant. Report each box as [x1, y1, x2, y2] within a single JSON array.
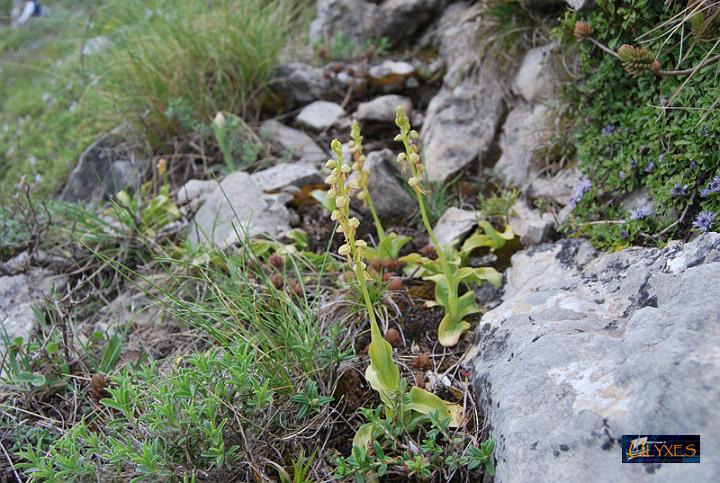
[[324, 139, 461, 450], [393, 107, 505, 347]]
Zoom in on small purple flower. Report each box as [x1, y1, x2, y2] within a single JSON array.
[[710, 175, 720, 192], [630, 159, 638, 169], [692, 211, 717, 233], [644, 161, 655, 173], [671, 183, 687, 197], [569, 178, 593, 208], [602, 123, 616, 136], [700, 176, 720, 197], [701, 126, 710, 137], [630, 205, 653, 220], [621, 230, 630, 239], [619, 171, 626, 181]]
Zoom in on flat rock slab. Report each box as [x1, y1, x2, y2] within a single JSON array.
[[187, 163, 322, 249], [467, 234, 720, 482], [296, 101, 345, 132], [433, 207, 483, 249], [260, 120, 326, 163], [355, 95, 412, 123], [1, 270, 66, 349]]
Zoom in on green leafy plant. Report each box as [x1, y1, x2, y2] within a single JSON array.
[[324, 138, 461, 459], [393, 107, 505, 346]]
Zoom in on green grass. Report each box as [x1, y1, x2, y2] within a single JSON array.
[[0, 0, 310, 196]]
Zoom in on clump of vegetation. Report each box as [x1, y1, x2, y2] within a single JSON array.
[[562, 1, 720, 249]]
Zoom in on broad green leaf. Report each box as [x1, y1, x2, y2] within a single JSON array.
[[285, 228, 308, 250], [352, 423, 375, 449], [366, 322, 400, 399], [437, 312, 471, 347], [407, 387, 462, 427], [100, 334, 123, 373]]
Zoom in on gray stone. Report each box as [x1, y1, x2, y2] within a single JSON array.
[[1, 269, 66, 350], [349, 149, 415, 223], [529, 167, 582, 206], [367, 60, 416, 89], [508, 199, 555, 245], [259, 120, 326, 163], [422, 79, 505, 182], [188, 163, 322, 248], [269, 63, 332, 111], [513, 43, 558, 104], [177, 179, 217, 205], [433, 208, 483, 249], [495, 104, 555, 188], [60, 131, 147, 203], [187, 172, 291, 248], [355, 95, 412, 123], [309, 0, 377, 46], [567, 0, 594, 10], [467, 234, 720, 482], [375, 0, 439, 46], [309, 0, 438, 48], [420, 3, 507, 182], [251, 162, 323, 192], [296, 101, 345, 132]]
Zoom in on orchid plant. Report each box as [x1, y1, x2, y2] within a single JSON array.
[[324, 139, 460, 453], [393, 107, 507, 347]]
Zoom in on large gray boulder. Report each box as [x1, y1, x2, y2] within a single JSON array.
[[309, 0, 439, 47], [467, 234, 720, 482], [187, 163, 322, 248], [259, 120, 327, 164], [420, 3, 507, 182], [268, 63, 334, 111], [60, 131, 147, 203], [349, 150, 415, 223]]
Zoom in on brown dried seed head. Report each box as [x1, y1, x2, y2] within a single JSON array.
[[382, 272, 393, 283], [389, 278, 404, 291], [651, 60, 661, 74], [270, 272, 284, 289], [384, 328, 401, 346], [382, 258, 395, 271], [90, 373, 108, 400], [413, 372, 426, 389], [268, 253, 283, 269], [289, 279, 303, 296], [420, 243, 436, 257], [574, 21, 594, 41], [370, 258, 383, 272], [411, 353, 432, 371]]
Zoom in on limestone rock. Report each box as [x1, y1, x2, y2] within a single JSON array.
[[296, 101, 345, 132], [355, 95, 412, 123], [468, 233, 720, 482], [60, 131, 147, 203], [433, 208, 483, 249], [349, 149, 415, 223], [187, 172, 291, 248], [309, 0, 377, 46], [177, 179, 217, 205], [251, 162, 323, 192], [529, 167, 582, 206], [422, 80, 505, 182], [0, 269, 66, 350], [259, 120, 326, 163], [420, 3, 507, 182], [188, 163, 322, 248], [494, 104, 555, 188], [367, 60, 416, 90], [375, 0, 440, 46], [269, 63, 333, 111], [513, 42, 558, 104], [508, 199, 555, 245]]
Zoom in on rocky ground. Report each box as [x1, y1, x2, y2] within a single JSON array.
[[1, 0, 718, 481]]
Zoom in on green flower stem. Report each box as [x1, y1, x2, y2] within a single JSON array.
[[364, 187, 386, 241]]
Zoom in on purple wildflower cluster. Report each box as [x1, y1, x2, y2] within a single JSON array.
[[630, 205, 653, 220], [700, 176, 720, 198], [671, 183, 688, 197], [602, 123, 616, 136], [644, 161, 655, 173], [569, 178, 593, 208], [692, 211, 717, 233]]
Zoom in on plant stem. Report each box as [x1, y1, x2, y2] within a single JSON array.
[[365, 191, 386, 241], [414, 190, 458, 318], [354, 263, 381, 338]]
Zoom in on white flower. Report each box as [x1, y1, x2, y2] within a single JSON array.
[[335, 196, 349, 208], [355, 240, 368, 248], [338, 244, 352, 256], [213, 112, 226, 129], [348, 217, 360, 228]]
